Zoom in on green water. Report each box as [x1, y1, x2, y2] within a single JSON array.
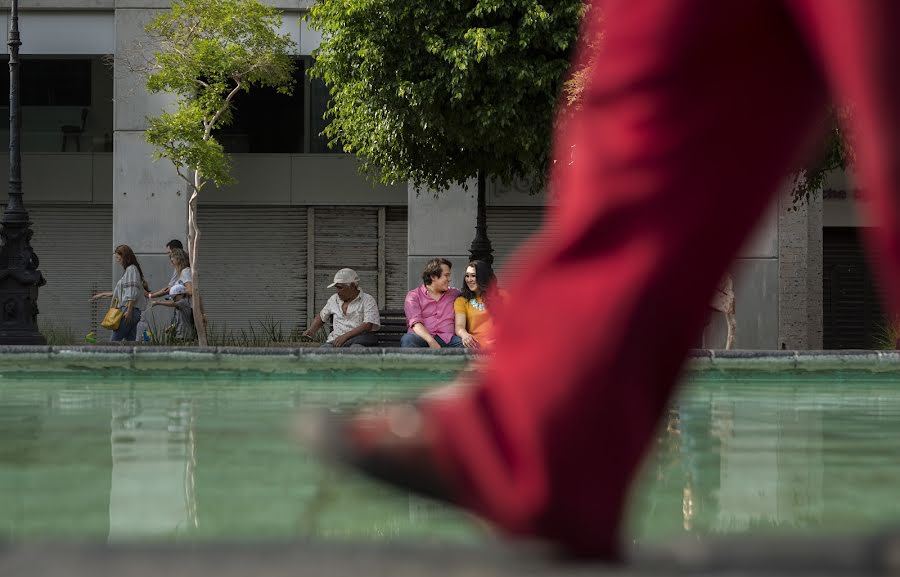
[[0, 367, 898, 545]]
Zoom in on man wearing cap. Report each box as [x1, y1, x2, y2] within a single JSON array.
[[303, 268, 380, 347]]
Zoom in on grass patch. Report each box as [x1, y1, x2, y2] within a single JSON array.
[[39, 320, 80, 345]]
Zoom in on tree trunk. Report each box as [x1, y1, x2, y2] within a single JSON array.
[[468, 169, 494, 265], [188, 171, 208, 346]]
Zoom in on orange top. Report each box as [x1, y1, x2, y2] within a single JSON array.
[[454, 296, 494, 346]]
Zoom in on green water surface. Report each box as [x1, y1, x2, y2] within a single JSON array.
[[0, 367, 898, 545]]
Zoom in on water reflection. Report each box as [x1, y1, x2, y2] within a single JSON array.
[[3, 372, 898, 543], [630, 380, 900, 541], [108, 396, 197, 540], [0, 402, 42, 538], [0, 372, 478, 542]]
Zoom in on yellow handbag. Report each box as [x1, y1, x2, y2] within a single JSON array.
[[101, 298, 123, 330]]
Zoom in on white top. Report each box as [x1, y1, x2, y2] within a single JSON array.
[[319, 290, 380, 342], [113, 265, 147, 308], [173, 267, 193, 308]]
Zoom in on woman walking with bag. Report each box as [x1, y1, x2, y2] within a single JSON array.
[[91, 244, 149, 341], [150, 247, 194, 341]]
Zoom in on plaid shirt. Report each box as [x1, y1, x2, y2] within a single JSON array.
[[320, 290, 380, 342]]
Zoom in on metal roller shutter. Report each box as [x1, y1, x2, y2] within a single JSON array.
[[197, 206, 307, 333], [385, 207, 408, 310], [313, 207, 378, 312], [823, 227, 885, 349], [29, 205, 113, 339], [486, 206, 555, 285]]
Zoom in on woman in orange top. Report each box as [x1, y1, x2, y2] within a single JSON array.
[[454, 260, 499, 349]]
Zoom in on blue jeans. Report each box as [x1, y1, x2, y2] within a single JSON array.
[[111, 307, 142, 341], [400, 332, 463, 348]]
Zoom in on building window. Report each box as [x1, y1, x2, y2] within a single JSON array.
[[308, 75, 339, 153], [215, 58, 305, 154], [0, 56, 111, 153], [0, 57, 92, 107]]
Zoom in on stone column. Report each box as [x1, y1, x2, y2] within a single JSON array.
[[778, 189, 824, 349], [113, 8, 188, 335], [407, 180, 477, 291]]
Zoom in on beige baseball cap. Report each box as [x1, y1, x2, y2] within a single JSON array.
[[327, 268, 359, 288]]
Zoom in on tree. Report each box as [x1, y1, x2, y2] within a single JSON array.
[[143, 0, 295, 345], [307, 0, 583, 264], [790, 107, 854, 206]]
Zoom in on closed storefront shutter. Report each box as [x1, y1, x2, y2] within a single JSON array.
[[822, 227, 886, 349], [823, 227, 885, 349], [313, 207, 378, 312], [29, 205, 112, 339], [198, 206, 307, 334], [385, 206, 408, 310], [486, 206, 554, 285]]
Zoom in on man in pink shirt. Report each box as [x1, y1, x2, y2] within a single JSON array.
[[401, 258, 462, 348]]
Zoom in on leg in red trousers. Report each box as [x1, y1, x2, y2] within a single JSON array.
[[788, 1, 900, 321], [420, 0, 828, 556], [306, 0, 900, 558]]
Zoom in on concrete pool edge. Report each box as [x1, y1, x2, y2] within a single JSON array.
[[0, 530, 896, 576], [0, 346, 895, 372]]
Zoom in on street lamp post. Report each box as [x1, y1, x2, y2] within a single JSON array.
[[0, 0, 46, 344], [468, 170, 494, 266]]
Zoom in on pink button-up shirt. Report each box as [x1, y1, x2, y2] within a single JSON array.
[[404, 285, 461, 343]]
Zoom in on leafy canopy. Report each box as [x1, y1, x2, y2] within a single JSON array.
[[144, 0, 296, 188], [791, 107, 854, 205], [307, 0, 582, 192]]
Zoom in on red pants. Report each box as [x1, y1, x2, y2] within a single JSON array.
[[423, 0, 900, 556]]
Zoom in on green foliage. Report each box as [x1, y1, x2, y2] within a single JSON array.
[[144, 0, 296, 188], [38, 320, 79, 346], [205, 317, 316, 347], [874, 316, 900, 351], [791, 107, 854, 206], [307, 0, 582, 193]]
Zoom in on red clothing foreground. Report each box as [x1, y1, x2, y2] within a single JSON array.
[[419, 0, 900, 556]]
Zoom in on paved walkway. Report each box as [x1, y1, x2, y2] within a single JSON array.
[[0, 532, 895, 576]]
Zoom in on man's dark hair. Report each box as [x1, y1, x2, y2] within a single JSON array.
[[166, 239, 183, 250], [422, 258, 452, 286]]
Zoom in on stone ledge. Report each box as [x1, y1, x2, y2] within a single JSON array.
[[688, 350, 900, 372], [0, 345, 473, 372], [0, 347, 893, 373], [0, 531, 893, 576]]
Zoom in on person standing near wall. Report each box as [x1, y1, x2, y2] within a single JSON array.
[[148, 240, 186, 300], [92, 245, 149, 342]]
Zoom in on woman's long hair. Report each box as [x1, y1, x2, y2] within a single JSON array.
[[460, 260, 496, 303], [115, 244, 149, 292], [170, 247, 191, 272]]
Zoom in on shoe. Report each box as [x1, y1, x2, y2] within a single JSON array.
[[297, 402, 456, 504]]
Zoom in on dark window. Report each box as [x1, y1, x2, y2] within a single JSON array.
[[0, 58, 92, 106], [309, 75, 339, 153], [215, 58, 304, 154]]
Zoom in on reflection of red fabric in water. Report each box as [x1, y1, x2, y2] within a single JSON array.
[[419, 0, 900, 557]]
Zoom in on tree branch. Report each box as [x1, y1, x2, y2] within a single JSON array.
[[204, 80, 243, 139]]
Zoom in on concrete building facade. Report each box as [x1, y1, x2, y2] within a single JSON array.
[[0, 2, 870, 349]]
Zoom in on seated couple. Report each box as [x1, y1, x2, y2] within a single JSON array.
[[303, 268, 381, 347], [402, 258, 500, 350]]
